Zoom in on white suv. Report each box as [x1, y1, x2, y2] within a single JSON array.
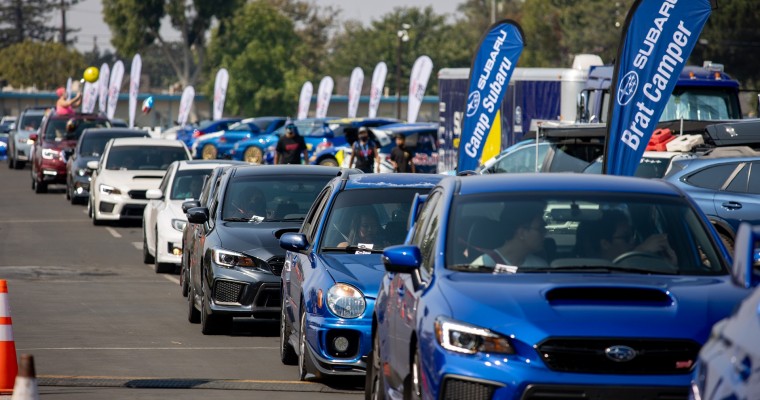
[[87, 138, 190, 225]]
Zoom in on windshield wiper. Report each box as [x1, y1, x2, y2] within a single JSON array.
[[223, 215, 266, 223], [267, 217, 304, 222], [321, 246, 384, 254], [524, 265, 670, 274]]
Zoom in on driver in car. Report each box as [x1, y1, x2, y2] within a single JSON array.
[[589, 209, 677, 264]]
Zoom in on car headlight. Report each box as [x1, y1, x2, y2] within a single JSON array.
[[212, 248, 263, 270], [171, 219, 187, 232], [76, 168, 89, 177], [434, 317, 514, 355], [326, 283, 365, 319], [42, 148, 60, 160], [99, 184, 121, 195]]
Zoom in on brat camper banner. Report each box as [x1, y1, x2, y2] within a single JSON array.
[[457, 20, 525, 173], [603, 0, 715, 176]]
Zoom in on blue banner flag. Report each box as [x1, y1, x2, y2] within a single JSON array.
[[603, 0, 715, 176], [457, 20, 525, 173]]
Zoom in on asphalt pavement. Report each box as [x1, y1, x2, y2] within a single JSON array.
[[0, 164, 362, 399]]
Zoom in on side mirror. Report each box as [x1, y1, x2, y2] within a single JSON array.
[[382, 245, 423, 290], [730, 223, 760, 289], [86, 160, 99, 170], [280, 233, 309, 253], [29, 133, 38, 142], [186, 207, 209, 224], [182, 200, 201, 214], [145, 189, 163, 200]]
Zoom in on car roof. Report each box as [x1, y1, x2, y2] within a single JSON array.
[[373, 122, 438, 134], [81, 128, 149, 137], [110, 137, 185, 147], [175, 160, 246, 171], [343, 172, 444, 190], [452, 173, 684, 197], [229, 164, 344, 178]]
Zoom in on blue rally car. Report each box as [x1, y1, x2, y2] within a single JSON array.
[[278, 172, 443, 381], [192, 117, 287, 160], [368, 173, 752, 400]]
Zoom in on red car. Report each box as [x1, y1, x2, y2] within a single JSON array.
[[31, 111, 111, 193]]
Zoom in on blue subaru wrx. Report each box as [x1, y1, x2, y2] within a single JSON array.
[[369, 173, 752, 400], [278, 172, 443, 381]]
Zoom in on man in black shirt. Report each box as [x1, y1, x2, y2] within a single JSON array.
[[348, 127, 380, 173], [274, 124, 308, 165], [390, 133, 415, 173]]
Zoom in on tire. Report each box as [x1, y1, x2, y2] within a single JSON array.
[[404, 347, 422, 400], [719, 232, 734, 255], [298, 311, 310, 381], [15, 160, 25, 170], [91, 202, 104, 225], [201, 281, 232, 335], [34, 179, 47, 193], [8, 154, 14, 169], [243, 147, 264, 164], [181, 261, 189, 297], [187, 284, 200, 323], [201, 144, 217, 160], [280, 296, 298, 365], [154, 229, 173, 273], [318, 157, 339, 167], [365, 330, 386, 400], [142, 225, 154, 263]]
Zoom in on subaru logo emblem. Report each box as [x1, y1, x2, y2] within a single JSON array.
[[466, 91, 481, 117], [616, 71, 639, 106], [605, 345, 637, 362]]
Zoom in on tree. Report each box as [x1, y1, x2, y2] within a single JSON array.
[[205, 1, 306, 116], [102, 0, 243, 88], [0, 0, 57, 47], [0, 41, 85, 89]]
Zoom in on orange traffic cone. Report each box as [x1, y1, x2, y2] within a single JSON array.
[[10, 354, 38, 400], [0, 280, 18, 394]]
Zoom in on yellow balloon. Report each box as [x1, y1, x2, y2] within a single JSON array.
[[83, 66, 99, 83]]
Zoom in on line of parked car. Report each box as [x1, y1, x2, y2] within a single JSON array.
[[7, 105, 760, 399]]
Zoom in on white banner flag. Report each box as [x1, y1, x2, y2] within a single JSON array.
[[315, 76, 334, 119], [107, 60, 124, 120], [128, 54, 142, 128], [65, 77, 72, 100], [347, 67, 364, 118], [98, 63, 110, 114], [82, 81, 99, 114], [177, 86, 195, 127], [213, 68, 229, 121], [407, 55, 433, 123], [368, 62, 387, 118], [297, 82, 313, 120]]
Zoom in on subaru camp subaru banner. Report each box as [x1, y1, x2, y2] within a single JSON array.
[[128, 54, 142, 128], [456, 20, 525, 173], [407, 55, 433, 123], [368, 62, 387, 118], [213, 68, 229, 121], [82, 81, 99, 114], [177, 86, 195, 127], [98, 63, 110, 114], [297, 81, 313, 120], [603, 0, 714, 176], [348, 67, 364, 118], [106, 60, 124, 120], [315, 76, 334, 119]]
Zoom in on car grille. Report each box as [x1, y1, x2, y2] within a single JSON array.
[[536, 338, 701, 375], [120, 204, 146, 217], [440, 377, 498, 400], [520, 384, 688, 400], [214, 280, 244, 304], [267, 256, 285, 276], [252, 283, 280, 309], [128, 190, 147, 200]]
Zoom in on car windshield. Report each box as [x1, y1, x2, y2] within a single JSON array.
[[320, 189, 427, 252], [660, 88, 737, 121], [273, 120, 329, 137], [44, 118, 110, 141], [80, 133, 147, 157], [19, 114, 43, 131], [446, 193, 727, 276], [221, 175, 332, 222], [170, 169, 212, 200], [105, 146, 188, 170], [584, 156, 673, 178]]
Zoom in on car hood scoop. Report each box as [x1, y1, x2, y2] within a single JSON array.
[[132, 175, 163, 179], [545, 287, 672, 306]]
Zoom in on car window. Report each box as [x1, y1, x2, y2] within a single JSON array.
[[171, 169, 213, 200], [685, 163, 740, 190], [19, 113, 43, 131], [303, 188, 331, 243], [320, 188, 428, 251], [548, 142, 604, 173], [725, 163, 749, 193], [749, 162, 760, 195], [104, 145, 188, 170], [221, 175, 332, 222], [80, 133, 148, 157], [44, 118, 110, 141], [492, 144, 550, 173], [446, 194, 727, 276], [158, 165, 173, 193], [418, 191, 442, 273]]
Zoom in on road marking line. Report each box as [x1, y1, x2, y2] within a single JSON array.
[[40, 375, 313, 384], [20, 347, 278, 351], [2, 219, 89, 223], [131, 242, 141, 250], [162, 274, 180, 285], [106, 227, 121, 238]]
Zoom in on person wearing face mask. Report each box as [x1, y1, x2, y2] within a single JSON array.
[[347, 127, 380, 173], [275, 123, 308, 165]]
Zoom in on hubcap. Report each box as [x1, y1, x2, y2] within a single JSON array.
[[244, 147, 263, 164], [299, 314, 306, 376], [202, 145, 217, 160]]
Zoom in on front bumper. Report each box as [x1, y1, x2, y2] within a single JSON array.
[[14, 140, 31, 161], [71, 174, 91, 199], [96, 194, 148, 221], [156, 227, 183, 265], [39, 160, 67, 184], [207, 264, 281, 318]]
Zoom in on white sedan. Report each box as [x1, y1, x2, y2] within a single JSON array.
[[142, 160, 243, 273], [88, 138, 191, 226]]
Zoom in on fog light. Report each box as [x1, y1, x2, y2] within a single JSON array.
[[333, 336, 350, 353], [172, 246, 182, 256]]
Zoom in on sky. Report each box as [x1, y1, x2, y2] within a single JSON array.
[[54, 0, 464, 53]]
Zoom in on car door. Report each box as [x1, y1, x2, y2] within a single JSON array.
[[193, 174, 223, 294], [146, 164, 174, 252], [682, 162, 741, 221], [714, 161, 760, 232]]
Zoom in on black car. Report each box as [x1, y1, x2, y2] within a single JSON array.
[[185, 165, 345, 335], [66, 128, 150, 204]]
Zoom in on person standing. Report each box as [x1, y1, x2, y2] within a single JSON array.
[[390, 133, 415, 173], [348, 127, 380, 173], [274, 123, 308, 165], [55, 87, 81, 116]]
